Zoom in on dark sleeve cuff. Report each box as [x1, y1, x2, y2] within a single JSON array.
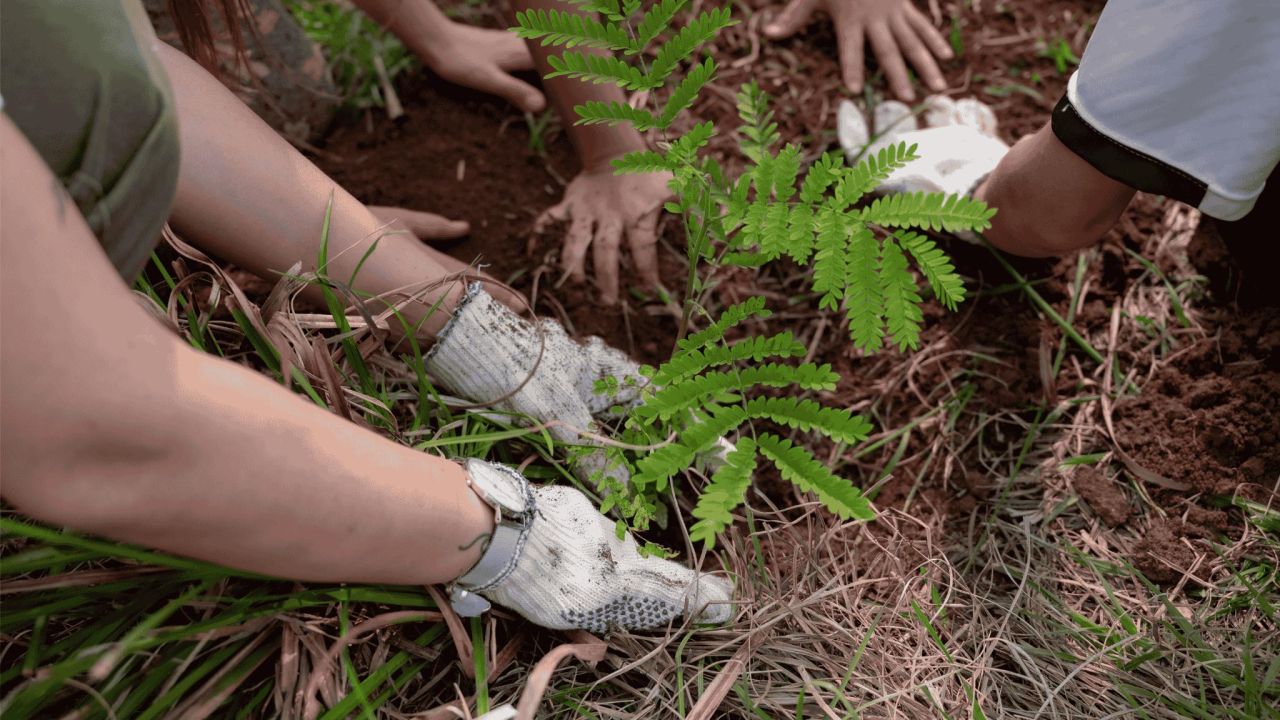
[[1051, 94, 1207, 209]]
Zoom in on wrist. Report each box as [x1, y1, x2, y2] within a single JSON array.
[[448, 466, 498, 582], [580, 130, 647, 173], [360, 0, 455, 66], [447, 460, 537, 615]]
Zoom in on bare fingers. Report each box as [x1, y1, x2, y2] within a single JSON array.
[[834, 18, 867, 93], [369, 206, 469, 243], [905, 4, 955, 62], [866, 21, 914, 101], [592, 221, 623, 304], [892, 12, 947, 93], [561, 215, 595, 282], [627, 210, 661, 292]]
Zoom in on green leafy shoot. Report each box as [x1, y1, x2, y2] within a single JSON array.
[[515, 0, 988, 545]]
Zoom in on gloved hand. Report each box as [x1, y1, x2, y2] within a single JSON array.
[[426, 284, 646, 484], [838, 95, 1009, 198], [453, 460, 734, 632]]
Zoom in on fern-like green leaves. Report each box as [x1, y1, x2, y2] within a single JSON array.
[[635, 363, 839, 422], [742, 397, 871, 444], [811, 206, 848, 310], [651, 332, 806, 386], [573, 100, 658, 129], [546, 51, 656, 90], [844, 224, 884, 352], [757, 434, 874, 521], [509, 1, 997, 546], [612, 150, 672, 174], [799, 152, 845, 203], [678, 297, 771, 352], [513, 8, 634, 53], [634, 0, 687, 51], [837, 142, 920, 208], [736, 81, 780, 162], [689, 437, 756, 547], [899, 231, 966, 310], [860, 191, 996, 233], [658, 56, 716, 128], [879, 234, 924, 350], [646, 7, 736, 84], [666, 121, 716, 166]]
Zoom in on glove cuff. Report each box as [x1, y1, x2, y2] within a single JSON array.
[[449, 460, 537, 616]]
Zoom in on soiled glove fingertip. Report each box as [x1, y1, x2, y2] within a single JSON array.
[[691, 574, 735, 624]]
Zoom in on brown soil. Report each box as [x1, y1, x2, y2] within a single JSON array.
[[315, 73, 683, 366], [316, 0, 1277, 586], [1072, 465, 1130, 527], [1113, 309, 1280, 498]]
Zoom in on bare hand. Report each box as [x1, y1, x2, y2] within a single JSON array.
[[764, 0, 953, 101], [536, 168, 672, 304], [370, 205, 470, 243], [418, 23, 547, 113]]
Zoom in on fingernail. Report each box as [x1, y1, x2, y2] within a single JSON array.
[[764, 24, 781, 35]]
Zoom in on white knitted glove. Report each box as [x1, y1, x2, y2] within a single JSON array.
[[426, 284, 646, 482], [838, 95, 1009, 198], [461, 460, 734, 632]]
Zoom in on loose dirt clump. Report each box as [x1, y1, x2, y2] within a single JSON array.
[[1113, 308, 1280, 499], [1072, 465, 1130, 527], [1133, 517, 1204, 584]]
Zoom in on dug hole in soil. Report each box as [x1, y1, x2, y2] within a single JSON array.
[[314, 19, 1278, 589]]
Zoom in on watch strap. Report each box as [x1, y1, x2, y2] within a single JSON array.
[[448, 460, 536, 616]]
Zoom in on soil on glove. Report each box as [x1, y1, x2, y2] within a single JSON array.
[[317, 0, 1276, 586]]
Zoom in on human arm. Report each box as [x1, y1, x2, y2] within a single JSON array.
[[0, 114, 493, 586], [350, 0, 546, 112], [975, 123, 1136, 257], [1, 115, 730, 627], [764, 0, 953, 100], [838, 97, 1134, 257], [510, 0, 672, 304], [156, 42, 520, 333]]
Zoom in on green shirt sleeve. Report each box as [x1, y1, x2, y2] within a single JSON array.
[[1, 0, 180, 281]]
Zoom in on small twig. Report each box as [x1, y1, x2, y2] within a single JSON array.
[[371, 53, 404, 121]]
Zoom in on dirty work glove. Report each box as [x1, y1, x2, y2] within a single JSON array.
[[449, 459, 734, 632], [426, 283, 646, 483], [838, 95, 1009, 199]]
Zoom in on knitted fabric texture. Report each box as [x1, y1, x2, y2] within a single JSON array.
[[426, 286, 647, 484], [478, 481, 733, 632]]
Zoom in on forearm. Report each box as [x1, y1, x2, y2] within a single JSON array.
[[1, 116, 491, 586], [349, 0, 452, 63], [510, 0, 646, 170], [91, 342, 493, 585], [976, 123, 1135, 257], [158, 43, 464, 337]]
